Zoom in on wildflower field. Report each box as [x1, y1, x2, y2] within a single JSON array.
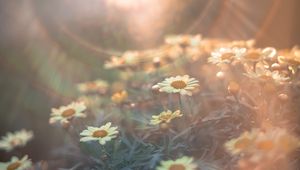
[[1, 1, 300, 170]]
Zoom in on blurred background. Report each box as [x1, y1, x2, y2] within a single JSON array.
[[0, 0, 299, 161]]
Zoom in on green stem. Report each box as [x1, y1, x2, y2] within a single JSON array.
[[178, 93, 183, 111]]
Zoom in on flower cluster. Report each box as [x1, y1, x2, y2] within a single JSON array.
[[225, 128, 300, 165], [104, 35, 204, 72], [209, 45, 300, 84], [4, 34, 300, 170]]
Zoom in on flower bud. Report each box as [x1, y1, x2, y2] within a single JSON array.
[[228, 81, 240, 95]]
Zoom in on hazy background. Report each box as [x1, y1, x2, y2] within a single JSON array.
[[0, 0, 299, 161]]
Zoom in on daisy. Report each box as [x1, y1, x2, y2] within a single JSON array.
[[111, 90, 128, 104], [77, 80, 108, 93], [152, 75, 199, 96], [278, 48, 300, 66], [255, 128, 300, 154], [156, 156, 197, 170], [0, 130, 33, 152], [249, 128, 300, 162], [104, 51, 140, 69], [80, 122, 118, 145], [278, 48, 300, 74], [241, 49, 263, 62], [49, 102, 86, 125], [225, 127, 300, 162], [225, 129, 259, 155], [244, 66, 290, 84], [150, 110, 182, 125], [0, 155, 32, 170], [208, 47, 247, 65]]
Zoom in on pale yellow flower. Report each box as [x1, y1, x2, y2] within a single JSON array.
[[111, 90, 128, 104], [49, 102, 86, 125], [0, 130, 33, 152], [150, 110, 182, 125], [156, 156, 197, 170], [80, 122, 118, 145], [0, 155, 32, 170], [153, 75, 199, 96]]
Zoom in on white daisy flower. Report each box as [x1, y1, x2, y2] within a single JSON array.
[[244, 66, 290, 84], [49, 102, 86, 125], [0, 130, 33, 152], [0, 155, 32, 170], [150, 110, 182, 125], [208, 47, 247, 65], [152, 75, 199, 96], [156, 156, 197, 170], [80, 122, 118, 145]]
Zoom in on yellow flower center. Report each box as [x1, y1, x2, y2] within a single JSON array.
[[171, 80, 187, 89], [93, 130, 108, 138], [221, 53, 234, 60], [86, 82, 98, 89], [234, 138, 251, 150], [62, 108, 76, 117], [7, 161, 21, 170], [169, 164, 186, 170], [278, 135, 299, 153], [9, 138, 21, 146], [244, 52, 261, 61], [111, 91, 128, 103], [256, 140, 274, 151]]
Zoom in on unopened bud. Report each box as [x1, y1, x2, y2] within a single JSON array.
[[228, 81, 240, 95], [62, 122, 70, 129], [159, 123, 169, 131], [153, 57, 161, 68], [216, 71, 225, 80], [278, 93, 288, 101]]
